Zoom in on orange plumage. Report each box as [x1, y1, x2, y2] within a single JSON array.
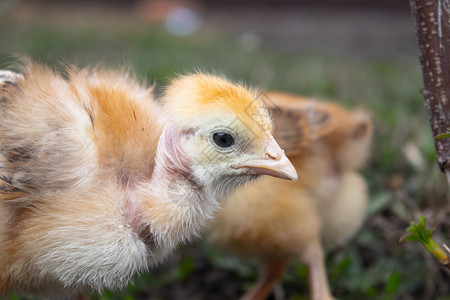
[[0, 62, 296, 298], [208, 91, 373, 300]]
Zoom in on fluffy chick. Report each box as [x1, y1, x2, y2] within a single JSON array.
[[0, 62, 297, 298], [207, 91, 373, 300]]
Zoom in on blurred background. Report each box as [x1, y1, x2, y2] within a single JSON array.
[[0, 0, 448, 299]]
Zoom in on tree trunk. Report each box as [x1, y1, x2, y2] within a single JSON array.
[[409, 0, 450, 185]]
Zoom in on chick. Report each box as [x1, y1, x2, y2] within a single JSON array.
[[0, 62, 297, 298], [208, 91, 373, 300]]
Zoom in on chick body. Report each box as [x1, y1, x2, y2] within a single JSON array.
[[208, 92, 373, 300], [0, 63, 297, 298], [0, 63, 164, 297]]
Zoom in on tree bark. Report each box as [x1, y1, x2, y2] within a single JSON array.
[[410, 0, 450, 185]]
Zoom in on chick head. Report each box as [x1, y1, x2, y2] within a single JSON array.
[[333, 109, 373, 171], [265, 92, 373, 172], [282, 101, 373, 171], [160, 73, 297, 198]]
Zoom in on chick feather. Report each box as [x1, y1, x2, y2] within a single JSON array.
[[0, 61, 297, 298], [208, 91, 373, 300]]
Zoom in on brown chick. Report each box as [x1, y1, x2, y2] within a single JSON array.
[[207, 91, 373, 300], [0, 62, 297, 299]]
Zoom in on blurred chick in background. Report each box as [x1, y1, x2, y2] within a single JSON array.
[[0, 61, 297, 298], [208, 92, 373, 300]]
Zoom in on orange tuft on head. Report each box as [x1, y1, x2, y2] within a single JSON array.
[[162, 73, 273, 140]]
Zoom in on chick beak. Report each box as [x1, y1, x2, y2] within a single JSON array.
[[234, 135, 298, 181]]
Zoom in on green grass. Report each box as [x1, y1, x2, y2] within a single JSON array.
[[0, 8, 448, 300]]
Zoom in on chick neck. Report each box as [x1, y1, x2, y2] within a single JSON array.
[[132, 126, 220, 252]]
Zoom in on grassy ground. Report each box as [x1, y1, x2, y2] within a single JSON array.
[[0, 4, 448, 300]]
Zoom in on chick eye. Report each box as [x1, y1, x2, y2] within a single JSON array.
[[212, 132, 235, 149]]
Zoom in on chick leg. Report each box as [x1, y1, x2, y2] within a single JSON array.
[[306, 242, 334, 300], [241, 259, 288, 300]]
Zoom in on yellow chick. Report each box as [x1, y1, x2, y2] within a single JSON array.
[[208, 92, 373, 300], [0, 62, 297, 298]]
